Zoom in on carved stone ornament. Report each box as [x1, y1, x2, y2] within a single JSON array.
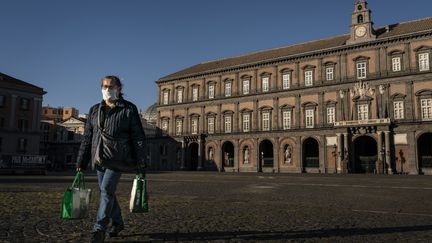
[[350, 80, 375, 98]]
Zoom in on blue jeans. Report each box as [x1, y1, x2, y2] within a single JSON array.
[[94, 167, 123, 232]]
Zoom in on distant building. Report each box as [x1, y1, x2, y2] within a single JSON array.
[[0, 72, 47, 172], [40, 116, 85, 169], [42, 106, 79, 122]]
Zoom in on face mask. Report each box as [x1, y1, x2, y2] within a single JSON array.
[[101, 88, 119, 101]]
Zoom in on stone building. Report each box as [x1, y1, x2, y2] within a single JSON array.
[[42, 106, 79, 122], [155, 1, 432, 174], [0, 72, 47, 172]]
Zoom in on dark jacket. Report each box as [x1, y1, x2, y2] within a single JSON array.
[[76, 97, 146, 170]]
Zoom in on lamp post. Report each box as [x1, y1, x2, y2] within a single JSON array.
[[332, 144, 337, 174], [379, 84, 386, 118]]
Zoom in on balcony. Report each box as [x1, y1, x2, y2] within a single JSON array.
[[334, 118, 391, 127]]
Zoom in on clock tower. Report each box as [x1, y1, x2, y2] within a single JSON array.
[[347, 0, 376, 44]]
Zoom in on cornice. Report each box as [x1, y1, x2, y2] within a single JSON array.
[[156, 30, 432, 84]]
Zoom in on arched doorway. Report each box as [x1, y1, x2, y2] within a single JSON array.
[[353, 136, 377, 173], [188, 142, 199, 170], [418, 133, 432, 174], [222, 141, 234, 168], [259, 140, 274, 172], [302, 138, 319, 169]]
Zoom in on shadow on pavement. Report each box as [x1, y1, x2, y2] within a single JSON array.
[[119, 225, 432, 241]]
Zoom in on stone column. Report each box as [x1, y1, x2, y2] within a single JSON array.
[[384, 131, 392, 174], [404, 42, 411, 70], [254, 69, 258, 94], [197, 138, 203, 170], [9, 95, 17, 129], [336, 133, 343, 173], [405, 81, 414, 120], [377, 131, 383, 174], [235, 139, 240, 172], [273, 66, 279, 91], [217, 104, 222, 133], [273, 98, 279, 130], [296, 136, 303, 173], [295, 95, 301, 128], [171, 83, 175, 103], [253, 100, 258, 131], [32, 97, 42, 132], [375, 47, 381, 76], [407, 131, 418, 174], [180, 140, 186, 170], [200, 106, 205, 133], [234, 102, 239, 132], [341, 53, 347, 81], [255, 138, 260, 172], [274, 138, 280, 173], [318, 92, 324, 126], [170, 109, 175, 136], [186, 81, 190, 102], [295, 62, 300, 88], [343, 133, 349, 173], [317, 58, 323, 84], [185, 108, 189, 134]]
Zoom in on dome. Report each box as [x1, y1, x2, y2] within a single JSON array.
[[142, 102, 158, 125]]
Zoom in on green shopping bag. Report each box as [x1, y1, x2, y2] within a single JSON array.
[[61, 171, 92, 219], [129, 174, 149, 213]]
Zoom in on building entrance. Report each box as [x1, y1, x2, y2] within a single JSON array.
[[259, 140, 274, 172], [222, 141, 234, 169], [302, 138, 319, 169], [187, 142, 199, 170], [353, 136, 377, 173], [418, 132, 432, 173]]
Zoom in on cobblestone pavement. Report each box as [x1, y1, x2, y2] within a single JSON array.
[[0, 171, 431, 242]]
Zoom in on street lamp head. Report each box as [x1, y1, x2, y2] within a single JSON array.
[[339, 90, 345, 99], [379, 84, 386, 95]]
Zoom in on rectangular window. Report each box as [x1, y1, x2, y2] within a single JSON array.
[[421, 98, 432, 120], [225, 82, 231, 97], [419, 53, 430, 71], [0, 95, 4, 107], [393, 101, 404, 119], [262, 77, 269, 92], [243, 114, 250, 132], [243, 80, 250, 95], [305, 70, 313, 86], [326, 67, 334, 81], [17, 138, 27, 152], [282, 73, 290, 89], [357, 104, 369, 120], [282, 110, 291, 130], [161, 120, 168, 132], [177, 89, 183, 103], [392, 57, 401, 72], [224, 116, 232, 133], [327, 107, 335, 124], [20, 98, 29, 110], [208, 84, 215, 99], [262, 112, 270, 131], [176, 120, 183, 135], [305, 109, 314, 128], [192, 86, 198, 101], [356, 62, 367, 79], [163, 91, 169, 105], [191, 118, 198, 134], [208, 117, 215, 134], [18, 119, 29, 131]]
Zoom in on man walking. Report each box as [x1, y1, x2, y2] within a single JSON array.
[[76, 75, 146, 243]]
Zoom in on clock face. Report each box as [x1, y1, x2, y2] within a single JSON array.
[[355, 26, 367, 37]]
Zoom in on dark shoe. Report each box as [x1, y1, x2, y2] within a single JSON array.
[[109, 224, 124, 237], [90, 230, 105, 243]]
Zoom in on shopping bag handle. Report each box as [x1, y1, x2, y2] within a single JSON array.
[[71, 171, 85, 189]]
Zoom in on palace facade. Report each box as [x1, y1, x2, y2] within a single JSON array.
[[154, 1, 432, 174]]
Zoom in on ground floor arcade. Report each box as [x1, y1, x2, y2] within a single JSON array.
[[176, 125, 432, 175]]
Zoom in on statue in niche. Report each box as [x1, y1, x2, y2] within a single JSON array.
[[284, 144, 292, 163], [244, 146, 249, 163], [208, 147, 214, 161]]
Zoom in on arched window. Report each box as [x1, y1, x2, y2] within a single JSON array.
[[357, 14, 364, 24]]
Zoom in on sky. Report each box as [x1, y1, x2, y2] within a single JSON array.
[[1, 0, 431, 114]]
